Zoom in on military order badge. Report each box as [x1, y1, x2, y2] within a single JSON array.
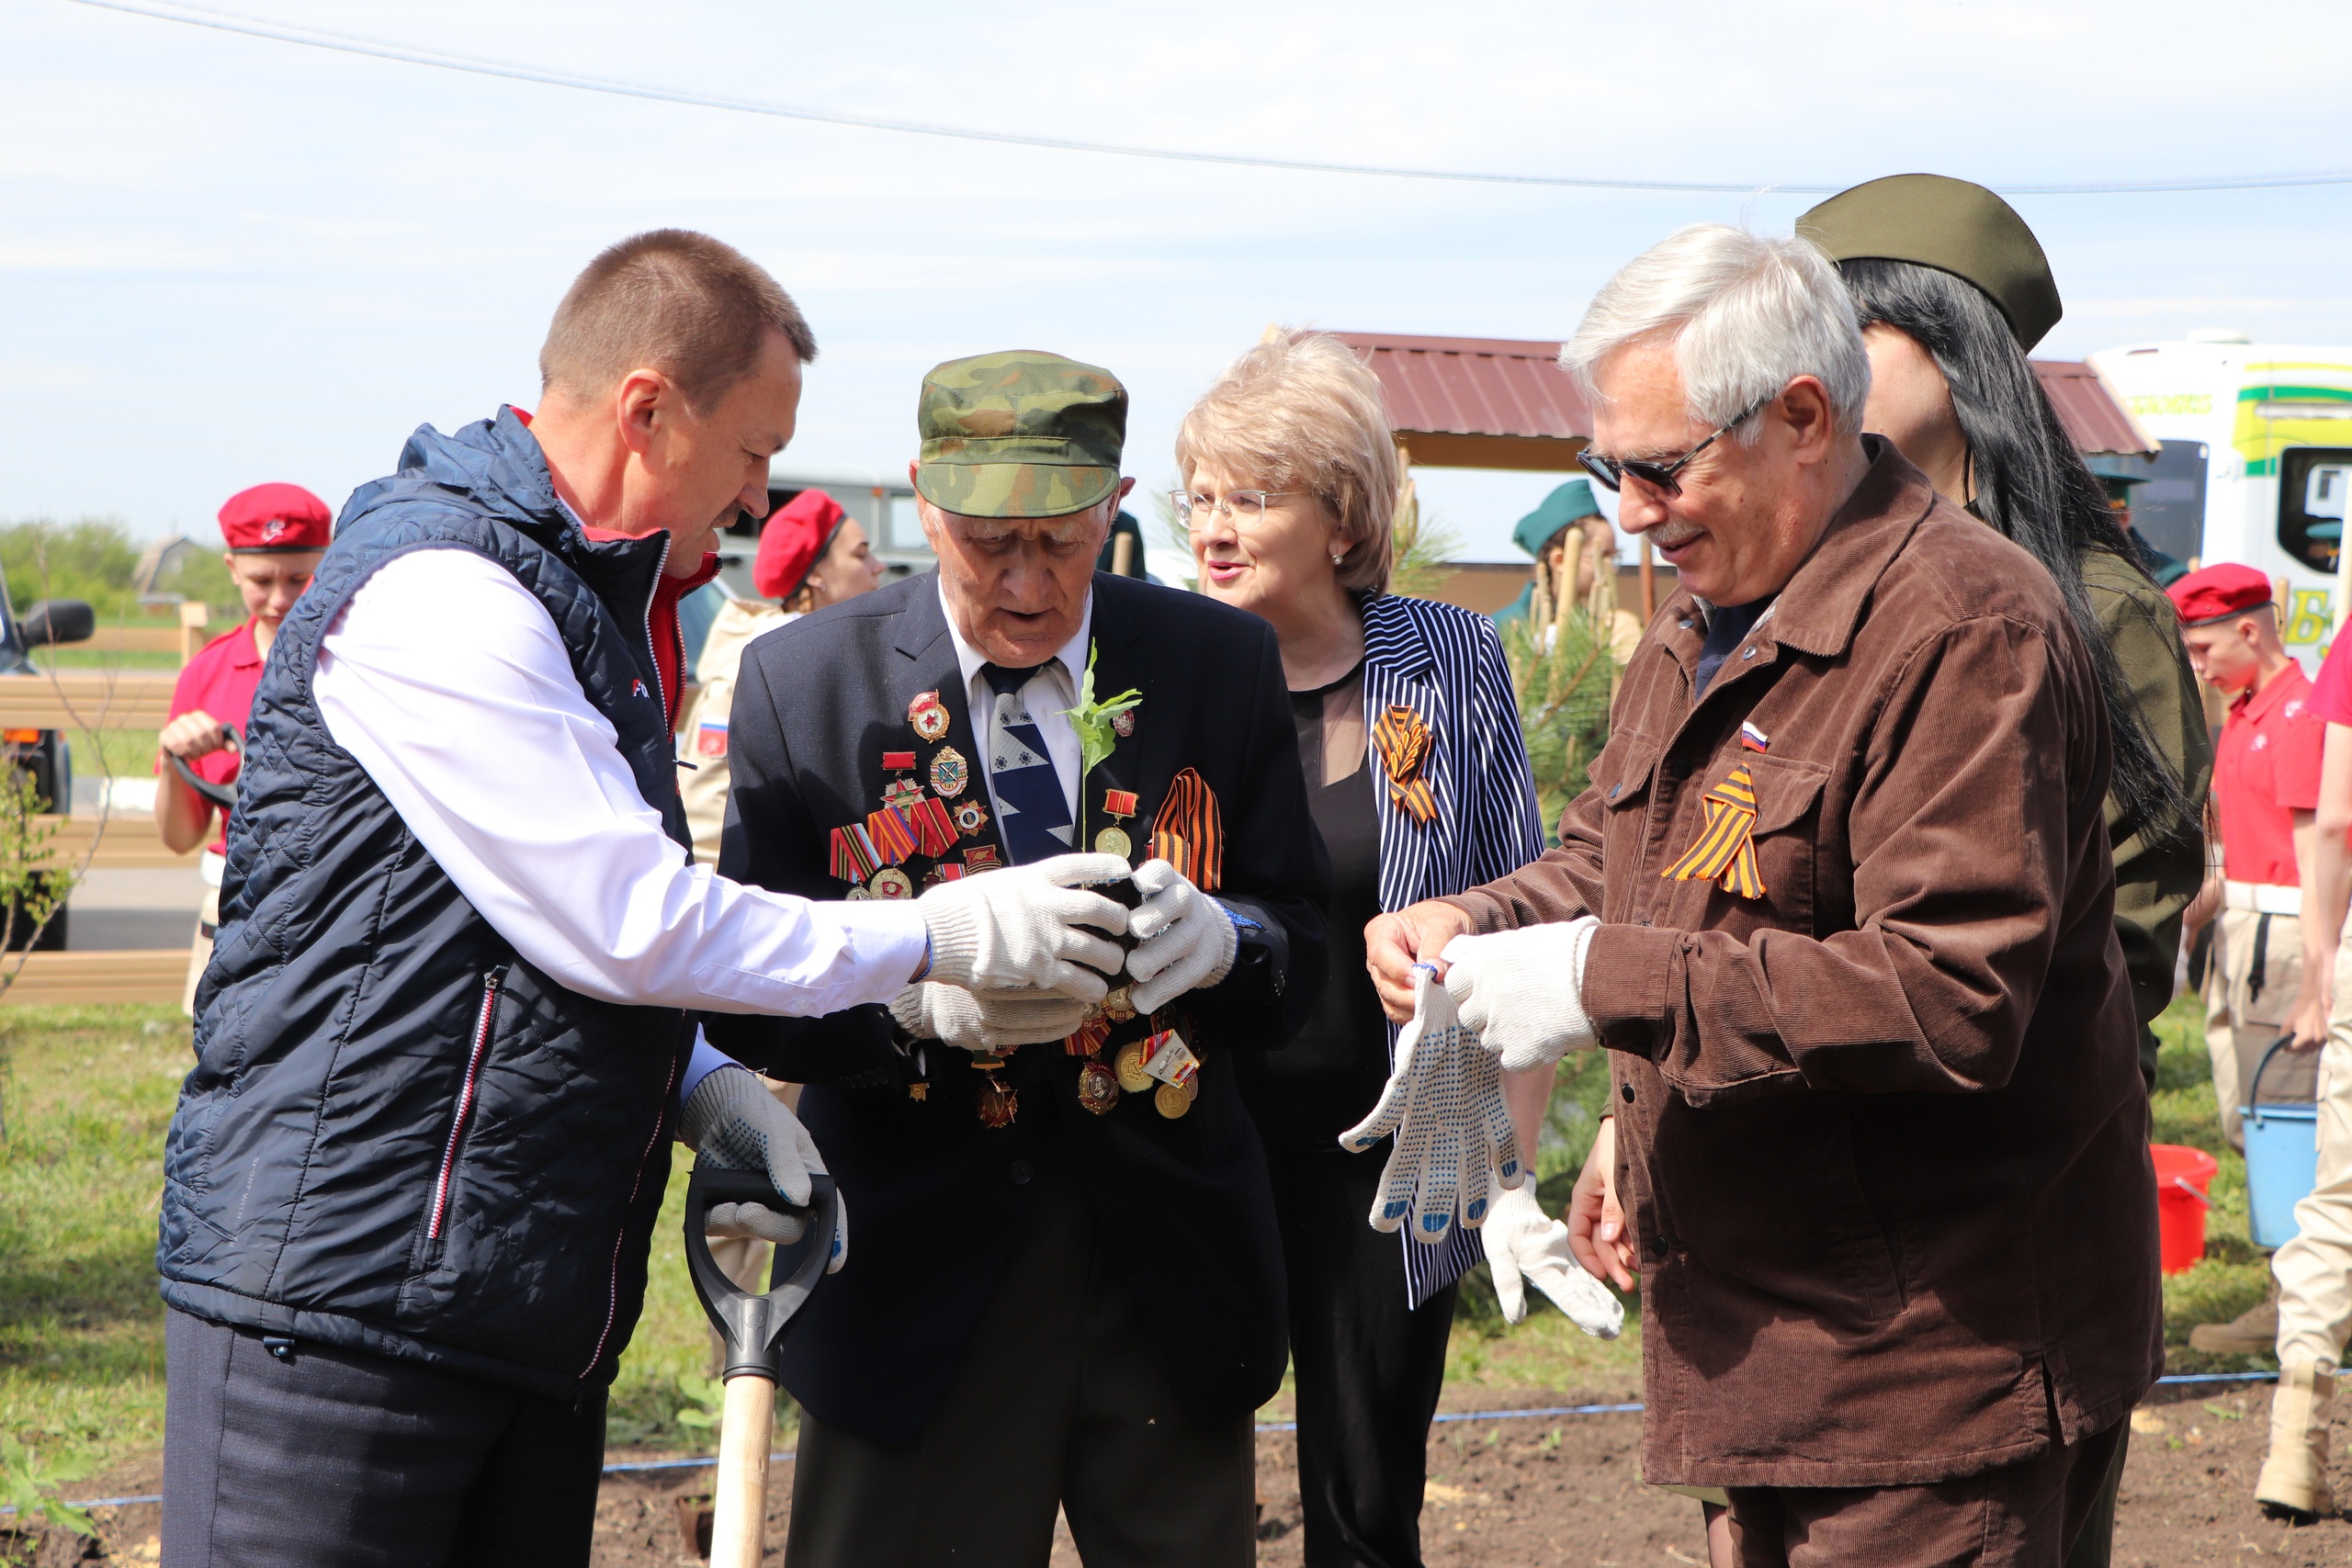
[[951, 799, 990, 839], [930, 746, 969, 798], [909, 691, 950, 742]]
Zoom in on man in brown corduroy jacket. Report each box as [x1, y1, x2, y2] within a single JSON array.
[[1369, 224, 2160, 1565]]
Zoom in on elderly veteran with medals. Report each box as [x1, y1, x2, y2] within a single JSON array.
[[707, 351, 1327, 1568], [1368, 225, 2160, 1565]]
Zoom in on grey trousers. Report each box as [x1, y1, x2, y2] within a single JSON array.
[[162, 1309, 606, 1568], [785, 1171, 1256, 1568]]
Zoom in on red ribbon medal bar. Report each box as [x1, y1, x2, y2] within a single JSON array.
[[866, 805, 918, 866], [830, 823, 880, 884], [906, 795, 957, 859]]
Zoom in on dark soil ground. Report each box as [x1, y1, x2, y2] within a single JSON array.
[[28, 1382, 2349, 1565]]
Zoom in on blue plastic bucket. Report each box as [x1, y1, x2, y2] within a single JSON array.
[[2243, 1039, 2322, 1250]]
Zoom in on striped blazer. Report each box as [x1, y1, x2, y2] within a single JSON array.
[[1359, 592, 1547, 1304]]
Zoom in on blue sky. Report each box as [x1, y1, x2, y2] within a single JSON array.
[[6, 0, 2352, 569]]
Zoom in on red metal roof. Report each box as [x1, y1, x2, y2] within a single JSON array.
[[1332, 333, 1588, 470], [2032, 360, 2158, 457], [1336, 332, 2155, 465]]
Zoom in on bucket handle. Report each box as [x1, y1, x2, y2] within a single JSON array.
[[2246, 1034, 2314, 1113], [2169, 1176, 2212, 1208]]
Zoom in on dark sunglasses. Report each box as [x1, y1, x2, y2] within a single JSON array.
[[1577, 397, 1770, 497]]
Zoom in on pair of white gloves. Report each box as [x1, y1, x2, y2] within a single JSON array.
[[1343, 919, 1621, 1337], [692, 854, 1241, 1259], [891, 853, 1236, 1052]]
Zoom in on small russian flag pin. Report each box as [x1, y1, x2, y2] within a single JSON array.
[[1739, 721, 1770, 754]]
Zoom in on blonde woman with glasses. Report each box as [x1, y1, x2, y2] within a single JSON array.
[[1176, 331, 1611, 1568]]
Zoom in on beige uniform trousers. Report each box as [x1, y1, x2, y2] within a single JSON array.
[[2205, 906, 2319, 1150], [2272, 939, 2352, 1370], [181, 852, 227, 1018], [678, 598, 794, 867]]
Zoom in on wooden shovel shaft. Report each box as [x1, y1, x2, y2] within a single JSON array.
[[709, 1372, 776, 1568]]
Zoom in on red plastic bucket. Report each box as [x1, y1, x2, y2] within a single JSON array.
[[2151, 1144, 2220, 1274]]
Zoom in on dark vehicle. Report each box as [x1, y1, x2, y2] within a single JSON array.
[[0, 585, 96, 950]]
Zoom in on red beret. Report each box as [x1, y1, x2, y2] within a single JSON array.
[[2166, 562, 2274, 626], [218, 483, 332, 552], [754, 489, 847, 601]]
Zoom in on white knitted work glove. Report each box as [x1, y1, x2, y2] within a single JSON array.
[[1125, 858, 1239, 1014], [917, 852, 1132, 1000], [1340, 964, 1521, 1247], [1441, 916, 1601, 1073], [889, 982, 1090, 1053], [1481, 1175, 1624, 1337], [680, 1065, 848, 1274]]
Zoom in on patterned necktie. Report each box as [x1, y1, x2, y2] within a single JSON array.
[[981, 662, 1073, 864]]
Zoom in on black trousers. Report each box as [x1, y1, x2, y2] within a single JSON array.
[[162, 1309, 606, 1568], [1268, 1148, 1458, 1568], [786, 1169, 1255, 1568]]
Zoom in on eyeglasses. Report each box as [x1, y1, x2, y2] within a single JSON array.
[[1170, 490, 1303, 532], [1576, 397, 1770, 497]]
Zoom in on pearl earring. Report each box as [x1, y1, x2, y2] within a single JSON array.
[[1329, 551, 1344, 566]]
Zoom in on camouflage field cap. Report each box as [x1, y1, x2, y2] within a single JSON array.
[[916, 351, 1127, 519], [1797, 174, 2063, 352]]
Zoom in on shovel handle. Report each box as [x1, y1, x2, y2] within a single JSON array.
[[709, 1372, 776, 1568]]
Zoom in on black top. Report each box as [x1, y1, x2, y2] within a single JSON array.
[[1694, 597, 1772, 699], [1238, 663, 1389, 1152]]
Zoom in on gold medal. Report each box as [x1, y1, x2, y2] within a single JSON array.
[[908, 1081, 929, 1101], [1077, 1061, 1120, 1114], [845, 884, 872, 900], [1114, 1041, 1153, 1094], [869, 867, 914, 900], [1154, 1080, 1191, 1119], [1104, 986, 1136, 1022], [1097, 789, 1139, 862]]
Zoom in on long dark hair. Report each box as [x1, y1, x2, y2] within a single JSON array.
[[1840, 257, 2194, 843]]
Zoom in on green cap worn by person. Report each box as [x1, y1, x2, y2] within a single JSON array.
[[915, 350, 1127, 518], [1801, 174, 2211, 1100], [1797, 172, 2064, 352], [1494, 479, 1605, 625]]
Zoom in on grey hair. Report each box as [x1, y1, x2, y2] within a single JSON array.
[[1562, 223, 1871, 441]]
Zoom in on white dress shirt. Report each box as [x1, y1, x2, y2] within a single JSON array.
[[312, 547, 929, 1019], [937, 580, 1093, 835]]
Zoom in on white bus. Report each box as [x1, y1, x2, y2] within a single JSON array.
[[2090, 333, 2352, 656]]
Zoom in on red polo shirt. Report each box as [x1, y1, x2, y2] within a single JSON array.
[[2214, 660, 2324, 886], [162, 622, 266, 856]]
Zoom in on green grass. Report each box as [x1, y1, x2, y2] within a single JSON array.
[[0, 1007, 187, 1461], [0, 991, 2276, 1477]]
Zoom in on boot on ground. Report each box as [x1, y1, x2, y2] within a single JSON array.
[[2255, 1360, 2338, 1521], [2189, 1295, 2280, 1356]]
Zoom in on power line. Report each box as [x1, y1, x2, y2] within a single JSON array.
[[70, 0, 2352, 197]]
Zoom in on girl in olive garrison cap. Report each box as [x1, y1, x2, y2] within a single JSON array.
[[1791, 173, 2212, 1568]]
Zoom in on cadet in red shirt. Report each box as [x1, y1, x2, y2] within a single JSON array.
[[156, 483, 330, 1010], [2173, 563, 2326, 1150]]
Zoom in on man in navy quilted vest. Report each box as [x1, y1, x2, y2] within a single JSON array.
[[153, 231, 1134, 1567]]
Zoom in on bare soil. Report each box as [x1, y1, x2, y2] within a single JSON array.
[[31, 1382, 2352, 1565]]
